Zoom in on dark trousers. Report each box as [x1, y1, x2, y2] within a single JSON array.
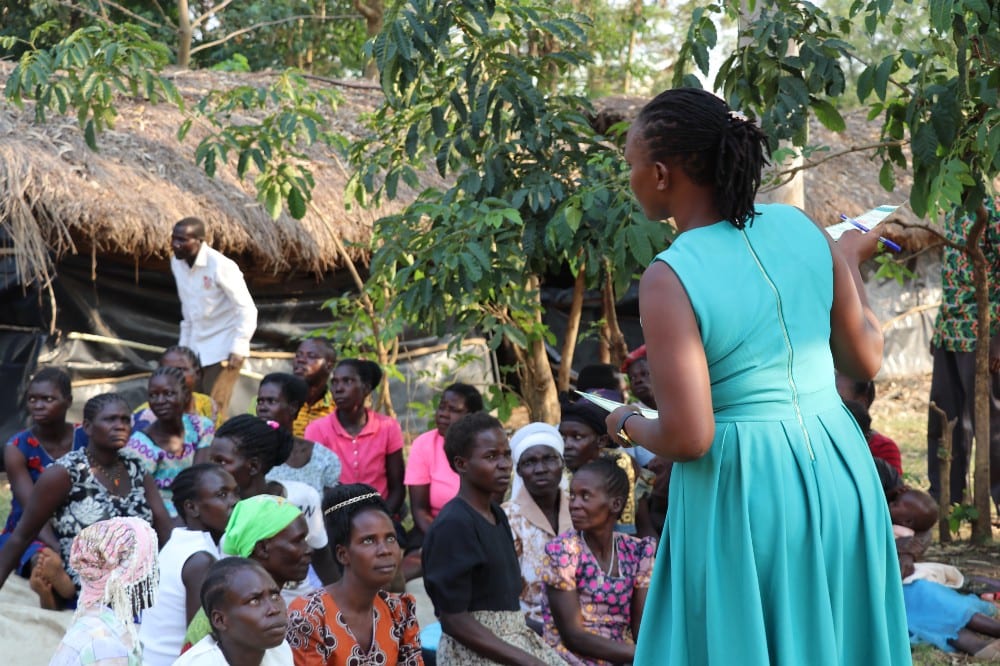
[[926, 346, 1000, 506]]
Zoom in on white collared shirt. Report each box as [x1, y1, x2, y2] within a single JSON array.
[[171, 243, 257, 366]]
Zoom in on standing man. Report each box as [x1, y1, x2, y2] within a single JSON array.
[[170, 217, 258, 415], [927, 196, 1000, 507], [291, 338, 336, 437]]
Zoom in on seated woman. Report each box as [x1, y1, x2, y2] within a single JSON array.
[[133, 346, 219, 430], [304, 359, 405, 519], [422, 412, 563, 665], [286, 483, 422, 665], [502, 423, 572, 633], [209, 414, 337, 588], [182, 494, 313, 651], [256, 373, 342, 496], [542, 457, 656, 666], [1, 367, 86, 607], [49, 517, 160, 665], [175, 557, 294, 666], [560, 397, 651, 536], [0, 393, 172, 607], [139, 464, 239, 666], [405, 383, 483, 559], [127, 366, 214, 517]]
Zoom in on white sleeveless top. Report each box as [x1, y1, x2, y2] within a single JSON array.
[[139, 528, 221, 666]]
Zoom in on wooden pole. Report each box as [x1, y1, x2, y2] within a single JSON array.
[[930, 400, 956, 543]]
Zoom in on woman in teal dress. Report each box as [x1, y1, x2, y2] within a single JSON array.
[[606, 88, 911, 665]]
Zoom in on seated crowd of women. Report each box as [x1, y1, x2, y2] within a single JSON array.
[[1, 353, 661, 665]]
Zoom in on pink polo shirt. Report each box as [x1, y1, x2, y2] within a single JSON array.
[[403, 429, 460, 518], [304, 409, 404, 498]]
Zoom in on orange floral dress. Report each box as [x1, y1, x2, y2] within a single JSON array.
[[286, 588, 423, 666]]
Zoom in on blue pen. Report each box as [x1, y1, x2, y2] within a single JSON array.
[[838, 214, 902, 253]]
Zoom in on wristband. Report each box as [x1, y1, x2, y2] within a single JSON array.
[[616, 411, 641, 448]]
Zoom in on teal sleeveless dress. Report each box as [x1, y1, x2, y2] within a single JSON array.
[[634, 205, 911, 665]]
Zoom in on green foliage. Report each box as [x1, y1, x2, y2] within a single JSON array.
[[180, 71, 346, 220], [348, 0, 663, 376], [948, 502, 979, 534], [211, 53, 252, 72], [675, 0, 1000, 221], [3, 22, 180, 149]]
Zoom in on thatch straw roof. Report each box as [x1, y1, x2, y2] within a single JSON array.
[[0, 63, 445, 289]]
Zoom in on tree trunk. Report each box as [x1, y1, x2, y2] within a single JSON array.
[[517, 277, 560, 423], [623, 0, 642, 94], [602, 262, 628, 368], [930, 401, 955, 543], [557, 264, 587, 391], [177, 0, 192, 68], [353, 0, 384, 80], [967, 202, 993, 543]]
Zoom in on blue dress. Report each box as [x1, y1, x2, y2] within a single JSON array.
[[0, 427, 87, 575], [634, 205, 911, 665]]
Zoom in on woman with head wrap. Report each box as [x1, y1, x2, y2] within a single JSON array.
[[49, 517, 160, 665], [501, 423, 572, 633], [182, 494, 312, 651]]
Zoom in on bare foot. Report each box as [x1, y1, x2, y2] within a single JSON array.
[[29, 561, 59, 610], [35, 548, 76, 601]]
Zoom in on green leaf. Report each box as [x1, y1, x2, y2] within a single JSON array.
[[564, 204, 582, 233], [873, 56, 894, 101], [83, 119, 97, 150], [810, 98, 845, 132], [287, 186, 307, 220]]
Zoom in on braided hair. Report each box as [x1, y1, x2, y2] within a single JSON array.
[[82, 393, 130, 423], [161, 345, 203, 379], [336, 359, 383, 392], [149, 365, 191, 402], [576, 456, 631, 519], [29, 366, 72, 400], [201, 557, 270, 635], [172, 463, 227, 522], [322, 483, 393, 569], [215, 414, 294, 474], [636, 88, 771, 229]]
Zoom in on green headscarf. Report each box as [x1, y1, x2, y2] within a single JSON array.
[[222, 494, 303, 558]]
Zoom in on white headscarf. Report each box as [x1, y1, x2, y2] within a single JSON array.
[[509, 422, 564, 497]]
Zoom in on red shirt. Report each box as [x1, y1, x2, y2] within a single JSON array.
[[868, 431, 902, 476], [304, 409, 404, 498]]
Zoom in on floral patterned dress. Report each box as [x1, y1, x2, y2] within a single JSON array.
[[285, 588, 423, 666], [52, 449, 153, 585], [541, 531, 656, 666], [126, 413, 214, 517]]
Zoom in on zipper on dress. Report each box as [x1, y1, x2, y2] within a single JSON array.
[[740, 230, 816, 461]]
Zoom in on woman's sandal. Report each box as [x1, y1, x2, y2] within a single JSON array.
[[974, 638, 1000, 661]]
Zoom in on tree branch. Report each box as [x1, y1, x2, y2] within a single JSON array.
[[93, 0, 166, 29], [353, 0, 381, 22], [147, 0, 176, 28], [189, 15, 355, 55], [191, 0, 238, 30], [761, 139, 908, 191], [290, 72, 382, 91]]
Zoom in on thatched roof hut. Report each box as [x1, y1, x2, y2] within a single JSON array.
[[0, 64, 443, 290]]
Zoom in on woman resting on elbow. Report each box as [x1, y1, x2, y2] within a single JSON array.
[[542, 457, 655, 665], [421, 412, 563, 665]]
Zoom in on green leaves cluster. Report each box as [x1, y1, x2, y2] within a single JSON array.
[[349, 0, 661, 361], [179, 71, 346, 219], [676, 0, 1000, 219], [3, 22, 180, 149]]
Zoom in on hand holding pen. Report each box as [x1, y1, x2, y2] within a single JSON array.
[[838, 213, 902, 253]]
